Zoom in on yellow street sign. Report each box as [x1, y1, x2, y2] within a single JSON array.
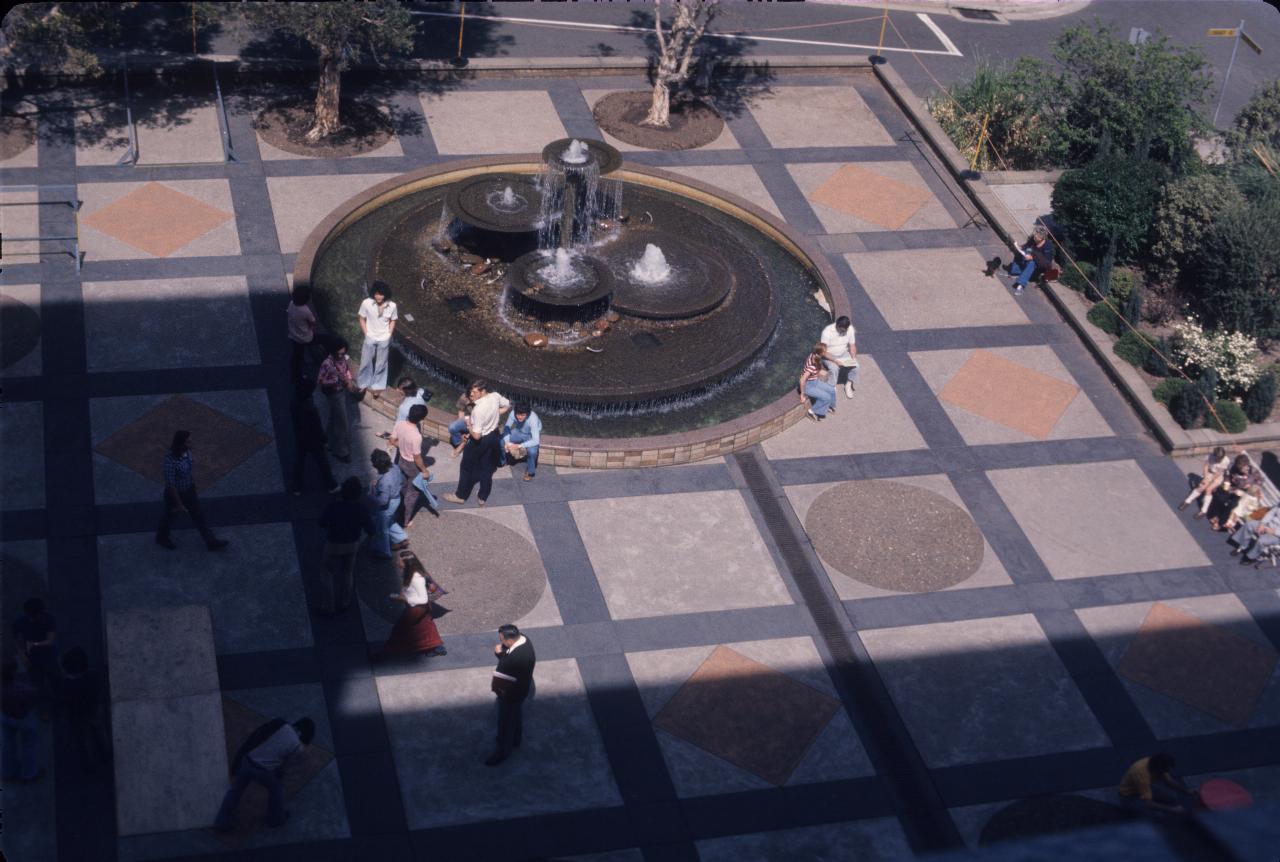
[[1208, 27, 1238, 36], [1242, 30, 1262, 54]]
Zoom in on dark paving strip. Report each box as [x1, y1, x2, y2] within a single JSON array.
[[0, 164, 39, 185], [217, 647, 322, 690], [524, 501, 615, 624], [85, 365, 265, 398], [410, 806, 637, 861], [642, 842, 701, 862], [1233, 590, 1280, 654], [749, 161, 828, 236], [547, 79, 604, 139], [577, 653, 684, 807], [79, 254, 258, 282], [384, 89, 438, 160], [823, 252, 892, 334], [944, 471, 1053, 584], [871, 350, 967, 450], [145, 833, 414, 862], [722, 101, 773, 151], [73, 161, 236, 183], [681, 776, 894, 840], [0, 261, 42, 282], [1046, 337, 1152, 439], [889, 323, 1053, 352], [730, 447, 963, 853], [0, 509, 45, 541], [897, 142, 989, 230], [259, 154, 434, 178]]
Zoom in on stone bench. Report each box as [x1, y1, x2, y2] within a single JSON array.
[[107, 605, 228, 836]]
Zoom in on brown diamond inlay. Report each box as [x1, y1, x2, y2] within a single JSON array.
[[1118, 602, 1278, 727], [81, 181, 232, 257], [215, 696, 333, 846], [939, 349, 1079, 440], [654, 646, 839, 785], [94, 394, 271, 487], [808, 163, 932, 230]]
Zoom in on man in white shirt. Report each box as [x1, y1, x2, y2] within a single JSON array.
[[214, 717, 314, 831], [443, 379, 510, 507], [356, 282, 398, 397], [820, 315, 859, 399]]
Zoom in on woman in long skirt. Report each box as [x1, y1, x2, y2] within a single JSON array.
[[374, 555, 446, 659]]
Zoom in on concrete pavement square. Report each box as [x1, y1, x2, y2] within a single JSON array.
[[420, 89, 567, 155], [848, 248, 1030, 330], [569, 490, 792, 619], [785, 474, 1011, 600], [375, 658, 622, 829], [912, 346, 1112, 444], [266, 173, 399, 254], [581, 89, 741, 151], [1, 284, 42, 378], [988, 461, 1212, 580], [1, 400, 45, 510], [696, 818, 913, 862], [99, 523, 312, 655], [761, 355, 926, 459], [73, 100, 134, 166], [626, 637, 873, 797], [78, 180, 239, 260], [1077, 595, 1280, 737], [106, 606, 220, 701], [860, 614, 1109, 767], [0, 189, 41, 260], [83, 276, 259, 372], [662, 164, 784, 220], [748, 86, 894, 148], [134, 102, 224, 165], [0, 118, 38, 167], [90, 389, 281, 504], [991, 183, 1053, 237], [789, 161, 956, 233]]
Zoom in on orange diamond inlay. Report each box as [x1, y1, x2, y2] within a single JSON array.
[[808, 163, 932, 230], [938, 349, 1080, 440], [1118, 602, 1277, 727], [82, 182, 232, 257]]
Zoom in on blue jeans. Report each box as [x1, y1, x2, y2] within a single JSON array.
[[804, 380, 836, 417], [357, 337, 390, 390], [371, 496, 407, 557], [1010, 257, 1037, 287], [215, 758, 286, 830], [2, 711, 40, 781], [411, 472, 440, 510], [501, 428, 539, 476], [448, 418, 468, 447]]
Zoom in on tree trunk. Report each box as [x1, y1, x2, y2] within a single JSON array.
[[643, 78, 672, 128], [1097, 233, 1117, 298], [306, 50, 341, 143]]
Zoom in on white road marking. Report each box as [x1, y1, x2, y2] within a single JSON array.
[[410, 10, 965, 57], [917, 12, 963, 57]]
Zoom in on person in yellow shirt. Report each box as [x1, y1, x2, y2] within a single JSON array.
[[1119, 752, 1196, 814]]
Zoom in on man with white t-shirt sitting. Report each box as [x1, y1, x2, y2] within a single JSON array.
[[820, 315, 859, 399]]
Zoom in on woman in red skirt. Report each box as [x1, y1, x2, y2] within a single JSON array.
[[374, 555, 446, 659]]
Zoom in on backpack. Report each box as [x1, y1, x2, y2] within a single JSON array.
[[230, 718, 286, 774]]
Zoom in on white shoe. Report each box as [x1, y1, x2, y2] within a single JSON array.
[[844, 382, 855, 399]]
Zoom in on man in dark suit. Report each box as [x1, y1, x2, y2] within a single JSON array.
[[486, 624, 535, 766]]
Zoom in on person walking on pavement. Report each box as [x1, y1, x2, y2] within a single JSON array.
[[368, 449, 408, 559], [2, 659, 43, 784], [371, 554, 447, 661], [291, 377, 340, 496], [317, 478, 375, 616], [214, 717, 315, 832], [356, 282, 397, 398], [317, 340, 358, 464], [156, 430, 230, 551], [444, 379, 509, 507], [390, 403, 439, 527], [485, 624, 535, 766], [12, 597, 59, 704]]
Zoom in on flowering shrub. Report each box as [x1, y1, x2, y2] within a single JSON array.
[[1170, 317, 1262, 396]]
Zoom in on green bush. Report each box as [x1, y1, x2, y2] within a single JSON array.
[[1052, 155, 1167, 263], [1244, 373, 1278, 423], [1121, 286, 1142, 325], [1087, 300, 1122, 335], [1168, 383, 1206, 428], [1113, 330, 1153, 367], [1147, 172, 1245, 285], [1190, 192, 1280, 340], [928, 56, 1059, 171], [1154, 377, 1190, 404], [1225, 79, 1280, 159], [1110, 268, 1137, 301], [1059, 259, 1097, 295], [1197, 368, 1220, 400], [1143, 337, 1173, 377], [1210, 399, 1249, 434]]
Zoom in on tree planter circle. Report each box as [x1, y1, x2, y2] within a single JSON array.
[[592, 91, 726, 151], [254, 99, 393, 158]]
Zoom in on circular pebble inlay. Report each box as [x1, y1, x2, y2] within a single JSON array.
[[1, 295, 41, 370], [355, 510, 547, 632], [804, 480, 984, 593], [979, 795, 1127, 846]]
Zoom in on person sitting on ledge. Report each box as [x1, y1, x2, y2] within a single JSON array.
[[800, 343, 836, 422], [449, 391, 474, 458], [501, 402, 542, 482], [1118, 752, 1197, 815], [1230, 503, 1280, 565], [1207, 453, 1257, 531], [1006, 225, 1055, 295], [1179, 446, 1230, 519], [395, 376, 430, 423]]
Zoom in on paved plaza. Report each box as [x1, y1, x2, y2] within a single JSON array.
[[4, 57, 1280, 862]]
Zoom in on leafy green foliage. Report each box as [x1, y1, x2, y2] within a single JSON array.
[[1210, 399, 1248, 434], [1226, 80, 1280, 159], [928, 56, 1059, 170], [1168, 383, 1206, 428], [0, 3, 133, 76], [1087, 300, 1122, 334], [1051, 23, 1211, 167], [1189, 191, 1280, 339], [1244, 373, 1278, 423], [1197, 367, 1220, 400], [243, 1, 415, 70], [1113, 330, 1152, 367], [1143, 337, 1173, 377], [1059, 259, 1097, 295], [1147, 172, 1246, 285], [1154, 377, 1190, 405], [1121, 286, 1142, 326], [1052, 155, 1166, 264]]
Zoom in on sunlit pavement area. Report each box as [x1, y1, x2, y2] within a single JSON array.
[[4, 55, 1280, 862]]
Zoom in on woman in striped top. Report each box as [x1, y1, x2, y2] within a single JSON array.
[[800, 343, 837, 421]]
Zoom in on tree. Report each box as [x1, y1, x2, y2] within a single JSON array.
[[1190, 191, 1280, 339], [1226, 79, 1280, 159], [643, 0, 719, 128], [242, 1, 414, 142], [1051, 23, 1211, 167], [1146, 171, 1245, 285], [929, 56, 1059, 170], [0, 3, 131, 78], [1052, 153, 1166, 295]]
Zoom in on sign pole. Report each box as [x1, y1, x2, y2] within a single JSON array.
[[1213, 19, 1246, 126]]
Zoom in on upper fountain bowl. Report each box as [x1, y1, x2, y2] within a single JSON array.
[[604, 230, 734, 320], [446, 173, 544, 233], [541, 138, 622, 175]]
